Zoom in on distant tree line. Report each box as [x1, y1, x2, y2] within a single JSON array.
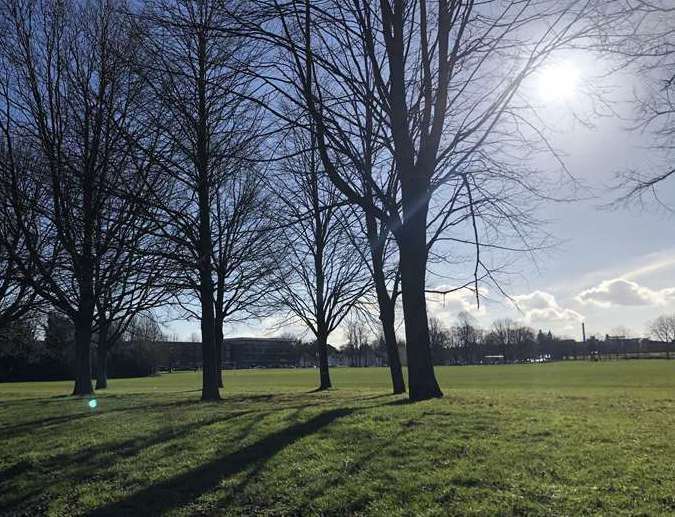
[[428, 313, 675, 364], [2, 308, 672, 382], [0, 0, 670, 400], [0, 312, 165, 382]]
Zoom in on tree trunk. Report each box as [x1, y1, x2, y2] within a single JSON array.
[[95, 346, 109, 390], [199, 294, 220, 401], [214, 316, 224, 388], [380, 302, 405, 394], [366, 211, 405, 394], [72, 303, 94, 396], [196, 28, 220, 402], [95, 320, 110, 390], [396, 192, 442, 401], [198, 239, 219, 400], [317, 331, 331, 390]]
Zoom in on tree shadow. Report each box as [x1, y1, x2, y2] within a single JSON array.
[[0, 412, 99, 438], [0, 389, 354, 441], [0, 408, 263, 512], [0, 394, 71, 407], [88, 407, 354, 516], [385, 397, 415, 406], [307, 386, 331, 393], [1, 391, 339, 480], [2, 390, 401, 515], [0, 398, 198, 439]]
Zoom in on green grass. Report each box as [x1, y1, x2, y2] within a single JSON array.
[[1, 361, 674, 516]]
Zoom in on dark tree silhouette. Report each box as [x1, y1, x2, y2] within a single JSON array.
[[601, 0, 674, 204], [271, 126, 372, 390], [649, 314, 675, 359], [0, 0, 159, 395], [129, 0, 265, 400], [211, 168, 278, 387], [0, 148, 43, 330], [243, 0, 614, 400]]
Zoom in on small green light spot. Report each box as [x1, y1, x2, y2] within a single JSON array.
[[88, 399, 97, 409]]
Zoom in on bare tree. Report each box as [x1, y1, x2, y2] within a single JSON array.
[[92, 218, 170, 389], [0, 0, 159, 395], [453, 311, 481, 364], [127, 312, 166, 344], [131, 0, 263, 400], [649, 314, 675, 359], [271, 126, 372, 390], [601, 1, 674, 204], [345, 316, 371, 367], [428, 316, 451, 365], [211, 166, 278, 387], [491, 319, 516, 363], [0, 147, 43, 329], [343, 205, 405, 391], [243, 0, 615, 400], [489, 319, 537, 363]]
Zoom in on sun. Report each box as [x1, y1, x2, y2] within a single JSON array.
[[536, 61, 580, 101]]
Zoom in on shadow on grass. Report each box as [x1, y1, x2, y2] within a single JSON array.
[[0, 398, 199, 439], [0, 392, 337, 475], [0, 390, 360, 440], [0, 408, 263, 513], [386, 398, 415, 406], [2, 391, 386, 512], [88, 407, 354, 516], [1, 391, 401, 515], [0, 394, 72, 407]]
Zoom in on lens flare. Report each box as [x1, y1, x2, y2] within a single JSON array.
[[88, 399, 98, 409]]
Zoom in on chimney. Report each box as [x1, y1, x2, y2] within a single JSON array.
[[582, 322, 586, 343]]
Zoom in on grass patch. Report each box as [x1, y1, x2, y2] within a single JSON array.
[[1, 361, 674, 515]]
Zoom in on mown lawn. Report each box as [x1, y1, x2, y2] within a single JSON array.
[[1, 361, 674, 516]]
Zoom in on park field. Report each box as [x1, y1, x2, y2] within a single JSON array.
[[1, 361, 674, 516]]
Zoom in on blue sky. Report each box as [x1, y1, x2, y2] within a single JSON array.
[[425, 75, 675, 340], [166, 58, 674, 344]]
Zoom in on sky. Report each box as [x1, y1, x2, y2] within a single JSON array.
[[166, 57, 674, 345], [426, 60, 675, 341]]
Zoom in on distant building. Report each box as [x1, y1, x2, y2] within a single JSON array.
[[155, 340, 201, 370], [147, 333, 673, 371], [224, 337, 296, 369], [154, 337, 298, 370]]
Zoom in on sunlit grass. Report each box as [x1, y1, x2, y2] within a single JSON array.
[[1, 361, 673, 515]]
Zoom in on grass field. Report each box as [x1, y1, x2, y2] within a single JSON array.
[[1, 361, 674, 516]]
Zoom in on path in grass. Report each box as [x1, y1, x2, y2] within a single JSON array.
[[1, 361, 674, 515]]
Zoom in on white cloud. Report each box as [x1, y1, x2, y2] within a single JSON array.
[[512, 290, 583, 326], [623, 253, 675, 280], [576, 278, 675, 307]]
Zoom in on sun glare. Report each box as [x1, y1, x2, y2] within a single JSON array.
[[537, 61, 580, 102]]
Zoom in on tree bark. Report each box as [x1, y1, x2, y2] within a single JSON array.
[[196, 27, 220, 402], [95, 346, 109, 390], [381, 308, 405, 394], [72, 300, 95, 396], [198, 200, 220, 400], [396, 187, 442, 401], [316, 330, 331, 390], [95, 322, 110, 390], [373, 272, 405, 394], [214, 315, 224, 388], [199, 289, 220, 400], [365, 208, 405, 394]]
